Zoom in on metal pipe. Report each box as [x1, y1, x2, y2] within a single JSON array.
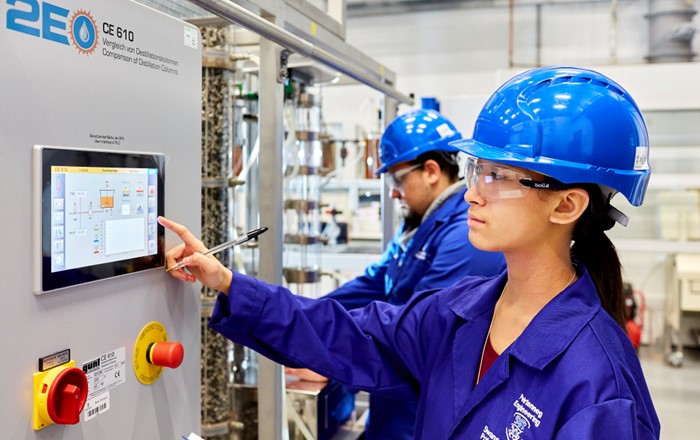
[[189, 0, 414, 105], [609, 0, 618, 63], [535, 3, 542, 67], [348, 0, 640, 17], [508, 0, 514, 68], [257, 36, 286, 440], [381, 96, 397, 251]]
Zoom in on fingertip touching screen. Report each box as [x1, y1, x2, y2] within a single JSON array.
[[35, 146, 165, 294]]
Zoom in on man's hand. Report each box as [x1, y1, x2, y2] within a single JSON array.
[[285, 367, 329, 383]]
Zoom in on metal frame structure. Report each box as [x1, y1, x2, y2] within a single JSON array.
[[186, 1, 412, 438]]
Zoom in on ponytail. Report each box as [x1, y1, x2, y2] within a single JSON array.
[[571, 185, 626, 329]]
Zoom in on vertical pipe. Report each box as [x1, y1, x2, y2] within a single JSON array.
[[199, 24, 233, 440], [508, 0, 514, 68], [535, 3, 542, 67], [258, 34, 286, 440], [609, 0, 619, 64], [646, 0, 697, 63], [381, 96, 397, 251]]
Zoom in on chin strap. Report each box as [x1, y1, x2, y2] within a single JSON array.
[[599, 185, 629, 228], [607, 204, 629, 227]]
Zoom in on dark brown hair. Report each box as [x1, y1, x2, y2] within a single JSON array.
[[571, 184, 626, 328]]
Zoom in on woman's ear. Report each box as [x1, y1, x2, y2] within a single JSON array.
[[550, 188, 589, 225]]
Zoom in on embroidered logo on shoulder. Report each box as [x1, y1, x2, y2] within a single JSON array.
[[506, 394, 544, 439]]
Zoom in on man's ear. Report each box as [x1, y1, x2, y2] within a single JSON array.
[[550, 188, 589, 225], [422, 159, 441, 184]]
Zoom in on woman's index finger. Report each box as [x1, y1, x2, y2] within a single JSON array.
[[158, 216, 199, 245]]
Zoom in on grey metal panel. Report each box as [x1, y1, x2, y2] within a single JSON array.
[[284, 0, 345, 38], [138, 0, 211, 18], [0, 0, 201, 437], [257, 36, 287, 440]]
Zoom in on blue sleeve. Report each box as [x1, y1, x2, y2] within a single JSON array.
[[554, 399, 659, 439], [209, 272, 438, 400], [413, 223, 505, 294], [323, 241, 396, 310]]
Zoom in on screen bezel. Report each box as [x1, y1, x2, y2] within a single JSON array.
[[36, 146, 165, 294]]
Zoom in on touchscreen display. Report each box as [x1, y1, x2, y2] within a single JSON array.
[[36, 146, 165, 293], [51, 165, 159, 272]]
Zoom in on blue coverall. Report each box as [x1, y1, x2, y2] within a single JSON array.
[[210, 266, 661, 439], [324, 187, 505, 439]]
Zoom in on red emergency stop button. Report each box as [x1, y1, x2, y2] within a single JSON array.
[[134, 322, 183, 384], [46, 367, 88, 425], [147, 342, 184, 369]]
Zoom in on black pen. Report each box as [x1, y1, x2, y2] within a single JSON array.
[[166, 227, 268, 272]]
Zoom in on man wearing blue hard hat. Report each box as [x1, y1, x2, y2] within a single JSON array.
[[287, 108, 506, 439]]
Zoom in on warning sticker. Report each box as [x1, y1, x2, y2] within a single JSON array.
[[184, 26, 198, 49], [82, 347, 126, 400]]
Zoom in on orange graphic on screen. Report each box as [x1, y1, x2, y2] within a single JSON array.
[[100, 190, 115, 208]]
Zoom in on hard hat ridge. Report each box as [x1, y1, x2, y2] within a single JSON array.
[[377, 109, 462, 175]]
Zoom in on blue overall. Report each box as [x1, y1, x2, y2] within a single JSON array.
[[210, 266, 660, 439], [324, 188, 505, 439]]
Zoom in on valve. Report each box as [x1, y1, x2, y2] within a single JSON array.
[[33, 360, 88, 430]]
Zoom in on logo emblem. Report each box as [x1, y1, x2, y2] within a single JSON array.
[[505, 412, 531, 440], [69, 10, 98, 55]]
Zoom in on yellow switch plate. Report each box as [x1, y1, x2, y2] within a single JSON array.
[[33, 360, 76, 430]]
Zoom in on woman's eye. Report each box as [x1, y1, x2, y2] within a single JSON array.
[[489, 171, 506, 181]]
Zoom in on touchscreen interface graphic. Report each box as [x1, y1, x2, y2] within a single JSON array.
[[51, 165, 159, 272]]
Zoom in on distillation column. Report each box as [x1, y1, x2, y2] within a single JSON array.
[[199, 24, 235, 440], [283, 89, 323, 298]]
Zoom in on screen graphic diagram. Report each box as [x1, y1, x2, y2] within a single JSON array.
[[51, 166, 158, 273]]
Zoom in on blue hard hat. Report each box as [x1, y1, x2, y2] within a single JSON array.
[[450, 66, 651, 206], [377, 109, 462, 175]]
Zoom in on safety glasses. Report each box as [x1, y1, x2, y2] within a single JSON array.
[[385, 163, 423, 190], [464, 156, 569, 200]]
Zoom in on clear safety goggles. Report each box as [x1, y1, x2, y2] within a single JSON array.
[[464, 156, 569, 200], [385, 163, 423, 190]]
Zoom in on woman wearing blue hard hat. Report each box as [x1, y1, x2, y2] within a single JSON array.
[[289, 108, 505, 440], [161, 66, 659, 438]]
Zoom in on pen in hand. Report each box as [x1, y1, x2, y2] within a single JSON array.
[[166, 226, 269, 273]]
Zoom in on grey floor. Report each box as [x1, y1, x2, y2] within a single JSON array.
[[639, 346, 700, 439]]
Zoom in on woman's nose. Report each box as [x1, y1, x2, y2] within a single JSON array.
[[464, 184, 482, 204]]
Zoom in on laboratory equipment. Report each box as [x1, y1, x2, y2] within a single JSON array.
[[1, 0, 201, 436]]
